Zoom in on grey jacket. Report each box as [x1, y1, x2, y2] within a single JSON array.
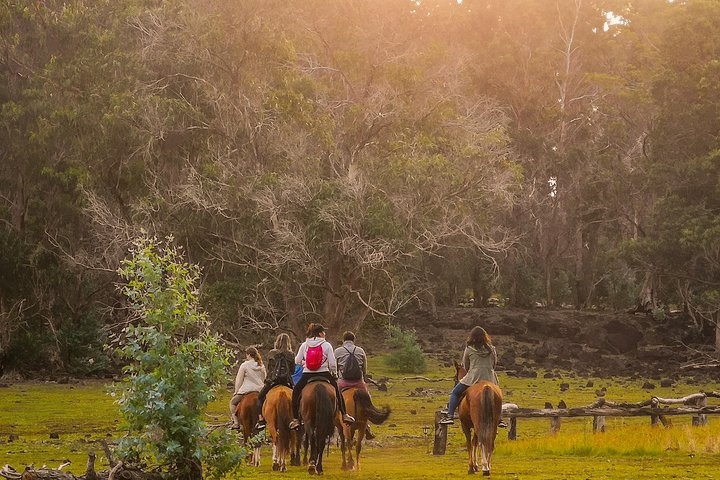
[[334, 341, 367, 380], [459, 345, 498, 386]]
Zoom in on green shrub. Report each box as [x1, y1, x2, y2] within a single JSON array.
[[114, 236, 242, 480], [384, 324, 426, 374]]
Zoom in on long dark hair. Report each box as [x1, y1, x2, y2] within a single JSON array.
[[466, 326, 492, 351], [245, 346, 263, 366], [306, 323, 326, 338]]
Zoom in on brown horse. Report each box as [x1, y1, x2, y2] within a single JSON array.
[[234, 391, 261, 466], [300, 379, 337, 475], [262, 385, 297, 472], [454, 361, 503, 476], [338, 387, 390, 471]]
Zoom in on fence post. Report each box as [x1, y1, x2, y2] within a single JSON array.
[[692, 396, 708, 427], [508, 417, 517, 440], [592, 415, 605, 433], [547, 402, 561, 434], [433, 410, 448, 455]]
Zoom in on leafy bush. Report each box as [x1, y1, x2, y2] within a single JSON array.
[[114, 236, 241, 480], [384, 324, 426, 374]]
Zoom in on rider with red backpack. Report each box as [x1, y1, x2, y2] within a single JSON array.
[[288, 323, 355, 430]]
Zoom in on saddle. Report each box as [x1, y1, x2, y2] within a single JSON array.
[[307, 376, 332, 385]]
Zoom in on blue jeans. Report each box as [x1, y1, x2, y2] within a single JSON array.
[[447, 383, 469, 417]]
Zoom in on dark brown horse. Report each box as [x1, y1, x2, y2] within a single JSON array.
[[338, 387, 390, 471], [454, 361, 503, 476], [234, 391, 261, 466], [300, 379, 337, 475], [262, 385, 297, 472]]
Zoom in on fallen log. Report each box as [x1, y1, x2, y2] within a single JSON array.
[[0, 453, 162, 480], [503, 405, 720, 418]]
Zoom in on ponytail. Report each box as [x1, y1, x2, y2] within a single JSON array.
[[245, 346, 263, 366]]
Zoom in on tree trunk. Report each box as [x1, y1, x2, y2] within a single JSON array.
[[633, 271, 657, 313]]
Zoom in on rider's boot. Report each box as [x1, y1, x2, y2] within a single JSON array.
[[254, 415, 266, 430], [342, 413, 356, 424], [289, 418, 303, 430]]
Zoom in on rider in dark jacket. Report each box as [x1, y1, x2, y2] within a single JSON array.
[[255, 333, 296, 430]]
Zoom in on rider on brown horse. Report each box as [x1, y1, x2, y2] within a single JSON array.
[[334, 331, 376, 439], [255, 333, 296, 431], [288, 323, 355, 430], [439, 326, 506, 427], [230, 347, 266, 429]]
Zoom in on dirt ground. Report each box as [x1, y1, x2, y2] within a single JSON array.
[[398, 307, 719, 383]]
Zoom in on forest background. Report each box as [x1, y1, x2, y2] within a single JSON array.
[[1, 0, 719, 376]]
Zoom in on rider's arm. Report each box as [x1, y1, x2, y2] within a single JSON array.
[[326, 343, 338, 376], [361, 348, 368, 379], [295, 342, 306, 366], [234, 363, 246, 394], [462, 347, 471, 371]]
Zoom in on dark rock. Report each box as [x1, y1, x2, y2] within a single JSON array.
[[586, 380, 594, 388], [410, 410, 417, 415], [49, 432, 60, 439], [377, 382, 388, 392], [660, 379, 674, 388], [559, 383, 570, 392], [642, 382, 656, 390]]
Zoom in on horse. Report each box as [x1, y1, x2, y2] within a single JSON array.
[[300, 379, 337, 475], [453, 361, 503, 476], [234, 391, 262, 466], [262, 385, 297, 472], [338, 387, 390, 471]]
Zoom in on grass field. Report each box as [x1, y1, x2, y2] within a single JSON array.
[[1, 356, 719, 479]]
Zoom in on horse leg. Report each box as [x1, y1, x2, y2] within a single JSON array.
[[339, 424, 350, 470], [462, 422, 474, 475], [272, 442, 280, 471], [480, 441, 492, 476], [355, 424, 365, 471], [307, 432, 318, 475]]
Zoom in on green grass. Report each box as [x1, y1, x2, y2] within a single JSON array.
[[1, 356, 719, 478]]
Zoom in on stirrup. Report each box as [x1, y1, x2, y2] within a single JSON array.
[[439, 414, 454, 425], [255, 420, 266, 430]]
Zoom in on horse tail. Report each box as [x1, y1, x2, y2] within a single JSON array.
[[354, 390, 391, 425], [276, 390, 292, 458], [314, 384, 336, 443], [480, 385, 498, 445]]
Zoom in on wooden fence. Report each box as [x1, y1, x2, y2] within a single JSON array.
[[433, 391, 720, 455]]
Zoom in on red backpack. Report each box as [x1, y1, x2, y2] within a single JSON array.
[[305, 342, 325, 371]]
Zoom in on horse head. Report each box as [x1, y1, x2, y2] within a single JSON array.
[[453, 360, 467, 385]]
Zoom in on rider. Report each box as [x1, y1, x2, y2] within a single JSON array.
[[334, 331, 368, 392], [439, 326, 504, 426], [335, 330, 376, 439], [229, 346, 267, 429], [255, 333, 296, 430], [288, 323, 355, 430]]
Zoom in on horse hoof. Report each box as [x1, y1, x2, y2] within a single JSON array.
[[280, 465, 287, 473], [272, 463, 280, 471], [468, 468, 476, 475], [308, 466, 316, 475], [482, 471, 490, 476]]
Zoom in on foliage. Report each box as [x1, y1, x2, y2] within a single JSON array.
[[114, 235, 240, 479], [384, 324, 426, 374]]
